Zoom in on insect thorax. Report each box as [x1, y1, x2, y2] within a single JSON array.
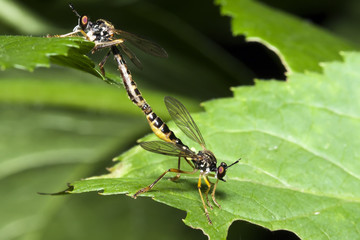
[[193, 150, 217, 173], [86, 19, 114, 43]]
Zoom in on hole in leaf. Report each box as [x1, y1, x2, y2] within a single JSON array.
[[227, 220, 301, 240]]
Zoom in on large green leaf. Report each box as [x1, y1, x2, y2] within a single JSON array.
[[66, 52, 360, 239], [0, 36, 107, 79], [215, 0, 356, 73]]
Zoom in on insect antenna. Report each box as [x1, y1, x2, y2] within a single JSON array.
[[226, 159, 241, 169], [68, 3, 81, 18]]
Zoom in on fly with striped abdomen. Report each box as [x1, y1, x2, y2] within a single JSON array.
[[58, 5, 180, 142], [57, 3, 167, 110], [133, 96, 240, 225], [61, 3, 167, 74], [58, 5, 182, 140]]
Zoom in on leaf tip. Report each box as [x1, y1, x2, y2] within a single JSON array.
[[38, 183, 74, 195]]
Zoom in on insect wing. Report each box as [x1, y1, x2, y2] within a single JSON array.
[[164, 96, 206, 148], [119, 43, 143, 69], [114, 29, 168, 58], [140, 141, 196, 158]]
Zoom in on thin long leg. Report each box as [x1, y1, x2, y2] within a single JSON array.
[[211, 179, 221, 208], [58, 31, 80, 37], [133, 168, 197, 199], [170, 156, 181, 181], [198, 175, 212, 225], [203, 176, 213, 209], [92, 39, 125, 53], [98, 49, 111, 76], [58, 29, 90, 40], [185, 158, 195, 169], [170, 157, 195, 182]]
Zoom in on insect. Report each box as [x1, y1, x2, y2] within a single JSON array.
[[58, 3, 168, 77], [57, 3, 169, 112], [133, 96, 240, 225]]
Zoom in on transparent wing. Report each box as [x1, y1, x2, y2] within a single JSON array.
[[114, 29, 168, 58], [164, 96, 206, 148], [119, 43, 143, 69], [140, 141, 196, 158]]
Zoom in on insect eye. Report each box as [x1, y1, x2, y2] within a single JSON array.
[[217, 162, 228, 181], [79, 15, 88, 29]]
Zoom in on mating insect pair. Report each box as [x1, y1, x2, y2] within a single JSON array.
[[60, 4, 240, 224]]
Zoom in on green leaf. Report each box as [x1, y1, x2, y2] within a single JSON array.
[[67, 52, 360, 239], [215, 0, 357, 73], [0, 36, 105, 79]]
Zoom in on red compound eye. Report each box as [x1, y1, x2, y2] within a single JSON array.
[[81, 16, 88, 26], [78, 15, 89, 29]]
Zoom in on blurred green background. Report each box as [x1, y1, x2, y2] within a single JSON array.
[[1, 0, 359, 239]]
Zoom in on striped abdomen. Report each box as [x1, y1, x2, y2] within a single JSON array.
[[111, 46, 183, 145]]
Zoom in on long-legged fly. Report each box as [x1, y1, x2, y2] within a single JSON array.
[[133, 96, 240, 224], [57, 4, 168, 112], [58, 3, 167, 76]]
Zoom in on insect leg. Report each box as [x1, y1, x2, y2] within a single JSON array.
[[211, 179, 221, 208], [92, 39, 125, 53], [170, 157, 196, 182], [133, 168, 197, 199], [98, 49, 111, 76], [170, 156, 181, 182], [198, 174, 212, 225], [185, 158, 195, 169], [203, 176, 213, 209], [58, 29, 90, 40]]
